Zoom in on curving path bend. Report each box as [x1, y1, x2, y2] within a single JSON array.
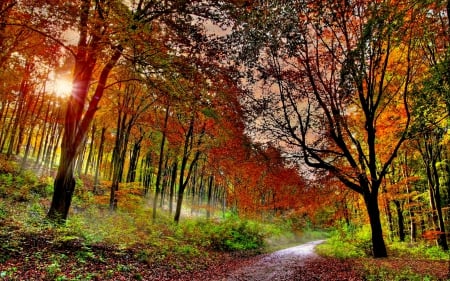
[[214, 240, 325, 281]]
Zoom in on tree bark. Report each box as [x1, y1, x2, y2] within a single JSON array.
[[153, 104, 169, 221], [169, 160, 177, 215], [431, 155, 449, 250], [84, 123, 96, 175], [364, 191, 387, 258], [93, 127, 106, 194], [126, 135, 143, 183], [7, 61, 32, 158], [47, 141, 77, 222], [207, 174, 213, 219], [174, 118, 204, 223], [21, 88, 44, 169], [393, 200, 405, 242]]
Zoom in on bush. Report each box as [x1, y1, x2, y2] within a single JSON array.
[[316, 234, 365, 258], [315, 225, 370, 258], [0, 169, 50, 202], [0, 157, 18, 174], [208, 218, 266, 251]]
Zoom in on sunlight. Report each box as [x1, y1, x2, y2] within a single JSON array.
[[53, 78, 73, 97]]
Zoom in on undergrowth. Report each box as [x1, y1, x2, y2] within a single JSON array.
[[0, 159, 288, 274], [316, 223, 450, 280]]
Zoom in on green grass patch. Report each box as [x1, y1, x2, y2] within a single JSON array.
[[388, 241, 449, 260], [315, 224, 371, 258]]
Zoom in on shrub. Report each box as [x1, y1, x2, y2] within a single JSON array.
[[316, 234, 365, 258], [0, 168, 50, 202], [0, 157, 18, 174], [208, 218, 266, 251], [315, 225, 369, 258]]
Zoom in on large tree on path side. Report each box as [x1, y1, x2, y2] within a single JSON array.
[[226, 0, 427, 257]]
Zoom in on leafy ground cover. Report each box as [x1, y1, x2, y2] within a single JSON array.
[[315, 228, 450, 281], [0, 160, 448, 280], [0, 162, 286, 280], [0, 208, 270, 280], [1, 238, 449, 281]]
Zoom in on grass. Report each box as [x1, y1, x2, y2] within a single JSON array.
[[316, 225, 450, 280]]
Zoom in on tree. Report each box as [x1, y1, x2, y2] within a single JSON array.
[[228, 0, 424, 257], [47, 0, 125, 221]]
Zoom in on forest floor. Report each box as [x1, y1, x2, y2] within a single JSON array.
[[1, 231, 449, 281]]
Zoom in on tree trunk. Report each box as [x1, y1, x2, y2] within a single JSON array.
[[421, 136, 449, 250], [364, 192, 388, 258], [47, 145, 77, 222], [169, 160, 177, 215], [174, 118, 203, 223], [152, 104, 169, 221], [47, 22, 122, 222], [410, 209, 417, 242], [142, 151, 152, 196], [385, 197, 394, 240], [49, 126, 62, 173], [190, 164, 198, 215], [93, 127, 106, 194], [126, 136, 142, 183], [207, 174, 213, 219], [75, 136, 87, 176], [84, 123, 96, 175], [45, 117, 60, 169], [393, 200, 405, 242], [402, 152, 417, 242], [7, 61, 32, 158], [20, 87, 44, 169], [0, 99, 12, 151], [443, 150, 450, 206], [35, 100, 51, 165], [160, 160, 169, 208], [431, 156, 449, 250], [174, 187, 185, 223]]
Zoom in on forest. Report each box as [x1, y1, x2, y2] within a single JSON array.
[[0, 0, 449, 280]]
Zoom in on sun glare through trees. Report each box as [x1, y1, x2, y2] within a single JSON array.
[[52, 78, 72, 97]]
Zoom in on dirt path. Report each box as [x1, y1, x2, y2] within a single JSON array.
[[213, 240, 325, 281]]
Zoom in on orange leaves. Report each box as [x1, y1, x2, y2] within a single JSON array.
[[422, 230, 446, 240], [216, 140, 308, 216]]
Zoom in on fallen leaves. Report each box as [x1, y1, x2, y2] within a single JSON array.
[[0, 232, 448, 281]]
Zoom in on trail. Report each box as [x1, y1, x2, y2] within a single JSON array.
[[213, 240, 325, 281]]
